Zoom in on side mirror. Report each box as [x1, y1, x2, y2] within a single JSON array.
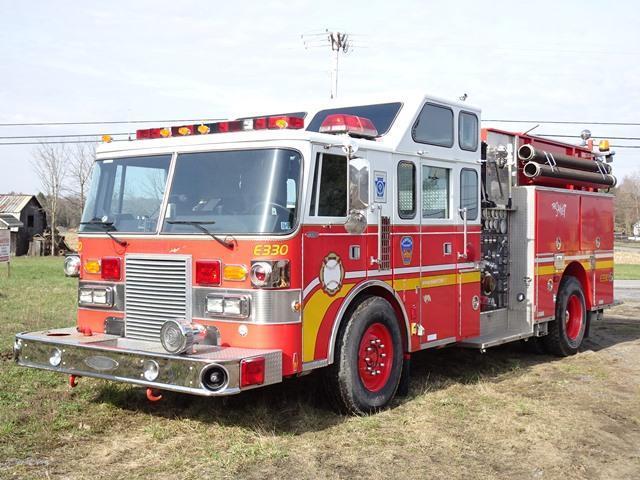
[[345, 210, 367, 234], [165, 203, 176, 220]]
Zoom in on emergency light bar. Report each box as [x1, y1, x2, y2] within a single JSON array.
[[135, 115, 304, 140], [319, 114, 379, 138]]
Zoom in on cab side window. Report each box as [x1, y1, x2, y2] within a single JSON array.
[[459, 112, 479, 151], [460, 168, 478, 220], [309, 153, 348, 217], [397, 161, 416, 219], [422, 165, 450, 219], [412, 103, 454, 147]]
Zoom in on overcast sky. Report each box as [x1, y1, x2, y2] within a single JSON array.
[[1, 0, 638, 193]]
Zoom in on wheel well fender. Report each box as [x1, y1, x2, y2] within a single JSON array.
[[562, 261, 592, 310], [327, 280, 411, 365]]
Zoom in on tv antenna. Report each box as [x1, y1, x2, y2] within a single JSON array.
[[302, 30, 360, 99]]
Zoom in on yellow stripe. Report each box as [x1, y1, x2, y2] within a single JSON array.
[[537, 258, 615, 276], [302, 284, 354, 362], [302, 270, 480, 363], [596, 260, 614, 269]]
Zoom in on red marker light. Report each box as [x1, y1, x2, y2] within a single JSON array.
[[101, 257, 121, 281], [267, 116, 304, 130], [196, 260, 221, 286], [240, 357, 265, 387], [253, 117, 268, 130], [218, 121, 243, 133], [136, 128, 164, 139]]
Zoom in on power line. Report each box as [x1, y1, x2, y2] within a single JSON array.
[[0, 133, 131, 140], [0, 118, 222, 127], [537, 134, 640, 140], [485, 119, 640, 126]]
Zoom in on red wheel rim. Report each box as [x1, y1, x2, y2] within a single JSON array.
[[565, 294, 584, 341], [358, 322, 394, 392]]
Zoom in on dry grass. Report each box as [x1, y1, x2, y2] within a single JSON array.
[[614, 250, 640, 265], [1, 258, 640, 479]]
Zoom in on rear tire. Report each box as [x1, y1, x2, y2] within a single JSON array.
[[543, 276, 587, 356], [324, 297, 403, 415]]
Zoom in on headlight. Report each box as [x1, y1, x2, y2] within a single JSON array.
[[79, 288, 94, 304], [205, 295, 250, 318], [250, 260, 290, 288], [78, 286, 114, 308], [64, 255, 81, 277], [206, 296, 224, 314]]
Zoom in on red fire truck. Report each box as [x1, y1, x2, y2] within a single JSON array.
[[14, 94, 616, 414]]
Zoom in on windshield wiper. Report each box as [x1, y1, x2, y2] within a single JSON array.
[[80, 220, 129, 247], [166, 220, 234, 249]]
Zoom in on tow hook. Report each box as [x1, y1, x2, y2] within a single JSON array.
[[69, 375, 79, 388], [146, 388, 163, 402]]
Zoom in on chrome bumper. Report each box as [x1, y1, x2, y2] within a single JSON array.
[[13, 328, 282, 396]]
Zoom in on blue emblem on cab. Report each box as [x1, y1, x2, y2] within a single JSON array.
[[400, 236, 413, 265]]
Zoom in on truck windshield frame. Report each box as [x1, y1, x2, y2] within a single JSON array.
[[79, 154, 172, 234], [161, 148, 302, 236]]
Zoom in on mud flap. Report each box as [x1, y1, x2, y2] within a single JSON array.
[[397, 354, 411, 397], [585, 311, 598, 339]]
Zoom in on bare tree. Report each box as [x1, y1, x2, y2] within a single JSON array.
[[68, 141, 95, 214], [32, 143, 68, 255], [614, 172, 640, 234]]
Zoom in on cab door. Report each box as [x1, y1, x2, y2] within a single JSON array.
[[301, 148, 369, 366], [419, 161, 458, 345]]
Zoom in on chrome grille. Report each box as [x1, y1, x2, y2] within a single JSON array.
[[125, 255, 191, 341]]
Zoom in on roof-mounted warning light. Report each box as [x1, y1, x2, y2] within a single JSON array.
[[135, 115, 305, 140], [319, 114, 379, 139]]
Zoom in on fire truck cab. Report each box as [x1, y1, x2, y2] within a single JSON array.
[[14, 94, 616, 414]]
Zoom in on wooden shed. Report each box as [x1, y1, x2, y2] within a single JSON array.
[[0, 195, 47, 256]]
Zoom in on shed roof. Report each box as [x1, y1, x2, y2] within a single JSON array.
[[0, 194, 38, 214], [0, 214, 24, 228]]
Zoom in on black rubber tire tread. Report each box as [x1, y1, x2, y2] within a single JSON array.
[[542, 275, 586, 357], [323, 296, 403, 415]]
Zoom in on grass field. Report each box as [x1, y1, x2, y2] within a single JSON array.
[[1, 257, 639, 479], [615, 264, 640, 280]]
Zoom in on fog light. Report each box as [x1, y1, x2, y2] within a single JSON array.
[[49, 348, 62, 367], [143, 359, 159, 381]]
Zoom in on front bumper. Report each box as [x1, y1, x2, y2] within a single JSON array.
[[13, 328, 282, 396]]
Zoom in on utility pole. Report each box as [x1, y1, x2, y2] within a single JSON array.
[[302, 30, 355, 99]]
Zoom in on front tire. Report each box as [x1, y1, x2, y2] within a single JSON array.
[[543, 276, 587, 356], [324, 297, 403, 414]]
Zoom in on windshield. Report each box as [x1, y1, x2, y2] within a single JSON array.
[[80, 155, 171, 233], [162, 149, 301, 235]]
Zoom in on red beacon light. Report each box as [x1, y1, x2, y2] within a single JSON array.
[[319, 114, 378, 138]]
